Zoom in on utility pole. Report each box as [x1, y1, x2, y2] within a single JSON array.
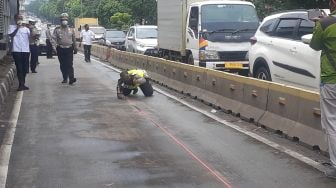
[[80, 0, 83, 18]]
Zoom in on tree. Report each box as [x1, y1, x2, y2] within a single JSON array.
[[110, 12, 132, 30], [120, 0, 157, 25], [97, 0, 129, 27]]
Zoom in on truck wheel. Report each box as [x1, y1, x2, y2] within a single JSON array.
[[122, 88, 132, 96], [187, 53, 194, 65], [255, 66, 272, 81], [140, 81, 154, 97]]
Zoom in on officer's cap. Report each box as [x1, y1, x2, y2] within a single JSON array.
[[60, 13, 69, 20]]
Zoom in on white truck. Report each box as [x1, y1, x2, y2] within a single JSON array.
[[157, 0, 259, 75]]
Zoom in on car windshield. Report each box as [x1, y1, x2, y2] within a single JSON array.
[[90, 27, 105, 34], [201, 4, 259, 31], [201, 4, 259, 42], [136, 28, 157, 39], [106, 31, 125, 38]]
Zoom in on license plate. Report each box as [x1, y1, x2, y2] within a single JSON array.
[[225, 62, 243, 69]]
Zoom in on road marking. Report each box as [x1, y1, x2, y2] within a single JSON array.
[[90, 55, 327, 173], [0, 91, 23, 188], [128, 99, 232, 188]]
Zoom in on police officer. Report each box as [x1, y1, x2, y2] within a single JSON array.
[[28, 19, 39, 73], [53, 13, 78, 84]]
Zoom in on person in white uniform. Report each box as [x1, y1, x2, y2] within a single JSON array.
[[79, 24, 95, 62], [8, 14, 30, 91]]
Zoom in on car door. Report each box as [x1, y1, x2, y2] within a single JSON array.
[[269, 18, 302, 85], [186, 6, 200, 65], [126, 28, 135, 52], [290, 19, 320, 90]]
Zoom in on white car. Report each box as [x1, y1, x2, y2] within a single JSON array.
[[249, 10, 322, 91], [125, 25, 158, 55]]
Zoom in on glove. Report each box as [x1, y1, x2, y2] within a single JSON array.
[[73, 48, 78, 54]]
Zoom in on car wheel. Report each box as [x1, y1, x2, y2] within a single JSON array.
[[187, 53, 194, 65], [255, 66, 271, 81]]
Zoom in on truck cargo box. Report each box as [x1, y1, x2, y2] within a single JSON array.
[[157, 0, 216, 53]]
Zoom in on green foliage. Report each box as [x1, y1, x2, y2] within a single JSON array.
[[251, 0, 329, 19], [110, 12, 132, 30], [27, 0, 330, 27]]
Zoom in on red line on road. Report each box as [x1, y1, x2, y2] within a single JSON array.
[[127, 100, 232, 188]]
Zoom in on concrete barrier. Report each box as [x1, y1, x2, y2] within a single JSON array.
[[89, 44, 326, 152]]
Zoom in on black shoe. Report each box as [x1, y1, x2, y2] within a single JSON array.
[[69, 78, 77, 85], [17, 86, 29, 91], [32, 70, 37, 73], [133, 88, 138, 95], [62, 79, 68, 84]]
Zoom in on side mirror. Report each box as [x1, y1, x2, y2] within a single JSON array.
[[127, 36, 134, 40], [301, 34, 312, 44]]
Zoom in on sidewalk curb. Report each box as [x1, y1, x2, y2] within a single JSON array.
[[0, 65, 15, 104]]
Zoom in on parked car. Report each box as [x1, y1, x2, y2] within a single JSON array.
[[125, 25, 158, 55], [100, 29, 126, 50], [249, 10, 324, 91], [89, 26, 106, 41], [38, 28, 56, 56]]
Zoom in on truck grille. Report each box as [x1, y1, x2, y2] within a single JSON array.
[[218, 51, 248, 61]]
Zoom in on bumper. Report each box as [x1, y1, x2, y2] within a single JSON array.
[[136, 46, 157, 54], [144, 49, 159, 56], [200, 60, 249, 71], [38, 45, 47, 55], [111, 44, 125, 51]]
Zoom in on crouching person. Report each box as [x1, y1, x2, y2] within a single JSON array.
[[117, 69, 153, 99]]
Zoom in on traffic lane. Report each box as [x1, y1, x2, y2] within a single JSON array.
[[91, 57, 336, 187], [5, 55, 336, 188], [123, 92, 336, 188], [6, 56, 224, 188]]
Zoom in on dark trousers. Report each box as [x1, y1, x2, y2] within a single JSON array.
[[57, 47, 74, 81], [46, 39, 53, 58], [84, 45, 92, 62], [12, 52, 29, 87], [29, 44, 38, 72]]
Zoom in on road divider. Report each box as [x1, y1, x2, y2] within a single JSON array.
[[83, 45, 327, 153]]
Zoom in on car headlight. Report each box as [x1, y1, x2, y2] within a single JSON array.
[[199, 50, 219, 61], [137, 42, 146, 48]]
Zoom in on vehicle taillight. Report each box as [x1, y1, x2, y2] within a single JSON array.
[[250, 37, 257, 45]]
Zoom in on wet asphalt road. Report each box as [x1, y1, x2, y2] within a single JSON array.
[[4, 55, 336, 188]]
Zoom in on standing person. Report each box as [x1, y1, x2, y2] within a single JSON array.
[[46, 23, 54, 59], [8, 14, 30, 91], [52, 13, 78, 84], [28, 19, 39, 73], [310, 0, 336, 179], [79, 24, 95, 62]]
